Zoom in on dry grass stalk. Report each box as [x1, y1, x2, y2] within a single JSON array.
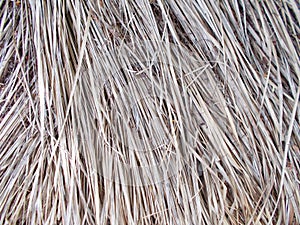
[[0, 0, 299, 224]]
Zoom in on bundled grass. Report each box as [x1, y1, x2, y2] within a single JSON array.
[[0, 0, 299, 224]]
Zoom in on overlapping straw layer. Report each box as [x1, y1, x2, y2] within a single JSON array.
[[0, 1, 299, 224]]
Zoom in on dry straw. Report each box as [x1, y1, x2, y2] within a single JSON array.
[[0, 0, 299, 224]]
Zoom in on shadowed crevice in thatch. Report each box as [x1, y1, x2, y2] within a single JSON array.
[[0, 0, 299, 224]]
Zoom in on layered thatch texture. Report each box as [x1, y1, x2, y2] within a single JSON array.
[[0, 0, 299, 224]]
